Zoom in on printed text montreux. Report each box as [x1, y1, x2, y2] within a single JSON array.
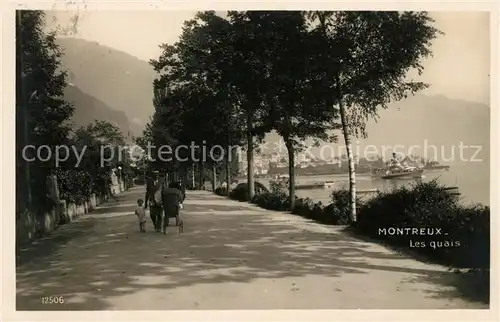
[[378, 227, 446, 236]]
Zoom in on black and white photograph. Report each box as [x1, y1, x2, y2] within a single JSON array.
[[6, 2, 496, 319]]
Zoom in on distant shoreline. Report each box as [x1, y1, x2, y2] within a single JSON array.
[[238, 166, 450, 180]]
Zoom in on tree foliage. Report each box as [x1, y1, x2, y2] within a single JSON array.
[[150, 11, 247, 181], [305, 11, 441, 221], [148, 11, 440, 214], [57, 120, 127, 203], [305, 11, 441, 137], [16, 10, 74, 210], [16, 10, 132, 218]]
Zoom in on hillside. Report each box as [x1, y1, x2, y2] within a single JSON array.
[[56, 37, 156, 137], [64, 84, 131, 137], [54, 37, 490, 160]]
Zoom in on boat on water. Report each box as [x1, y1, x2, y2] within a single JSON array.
[[295, 181, 336, 190], [371, 153, 425, 180], [323, 181, 335, 188], [295, 183, 323, 190], [272, 175, 336, 190], [372, 167, 424, 180]]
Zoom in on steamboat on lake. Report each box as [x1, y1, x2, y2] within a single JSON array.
[[273, 174, 336, 190], [371, 152, 425, 180]]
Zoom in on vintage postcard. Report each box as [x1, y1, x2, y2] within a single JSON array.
[[2, 0, 498, 321]]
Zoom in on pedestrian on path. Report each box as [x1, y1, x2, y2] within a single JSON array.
[[150, 192, 163, 232], [146, 173, 165, 232], [134, 199, 147, 232]]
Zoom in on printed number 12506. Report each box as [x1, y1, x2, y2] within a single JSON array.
[[41, 296, 64, 304]]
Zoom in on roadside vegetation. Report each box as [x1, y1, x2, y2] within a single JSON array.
[[16, 11, 133, 235]]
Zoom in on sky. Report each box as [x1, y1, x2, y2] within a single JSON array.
[[45, 10, 491, 105]]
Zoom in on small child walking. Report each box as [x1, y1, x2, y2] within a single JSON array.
[[135, 199, 147, 232]]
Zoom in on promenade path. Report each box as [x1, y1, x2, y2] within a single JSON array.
[[16, 186, 487, 310]]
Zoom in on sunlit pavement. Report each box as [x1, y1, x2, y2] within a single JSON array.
[[16, 186, 487, 310]]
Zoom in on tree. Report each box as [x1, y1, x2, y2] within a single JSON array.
[[75, 120, 125, 168], [16, 10, 74, 211], [248, 11, 338, 209], [150, 11, 246, 190], [63, 120, 128, 197], [134, 121, 154, 176], [225, 11, 279, 200], [305, 11, 441, 222], [85, 120, 125, 146], [135, 121, 153, 151]]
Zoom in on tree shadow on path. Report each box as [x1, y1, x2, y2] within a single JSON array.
[[16, 191, 488, 310]]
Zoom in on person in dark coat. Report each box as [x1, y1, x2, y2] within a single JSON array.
[[144, 175, 155, 209], [145, 173, 163, 232]]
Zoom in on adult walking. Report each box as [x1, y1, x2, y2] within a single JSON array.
[[145, 172, 164, 232]]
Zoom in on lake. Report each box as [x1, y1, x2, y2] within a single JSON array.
[[254, 161, 490, 206]]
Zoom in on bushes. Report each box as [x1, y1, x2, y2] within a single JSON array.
[[56, 169, 94, 205], [354, 179, 490, 269], [249, 179, 351, 224], [215, 179, 351, 224], [253, 192, 289, 211], [214, 187, 228, 196], [229, 182, 269, 201], [252, 180, 288, 210], [215, 182, 268, 199], [251, 190, 352, 225], [329, 190, 361, 224], [290, 191, 352, 225], [214, 178, 490, 270], [56, 167, 123, 205]]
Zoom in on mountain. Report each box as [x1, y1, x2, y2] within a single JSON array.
[[54, 37, 490, 162], [261, 94, 490, 164], [64, 84, 131, 137], [56, 37, 156, 137]]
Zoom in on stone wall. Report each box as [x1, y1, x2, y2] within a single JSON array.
[[16, 193, 107, 246], [16, 177, 128, 246]]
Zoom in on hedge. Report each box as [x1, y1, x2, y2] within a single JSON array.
[[56, 169, 94, 205], [215, 179, 490, 270], [354, 180, 490, 269], [225, 182, 269, 201], [55, 168, 129, 206], [215, 180, 352, 224]]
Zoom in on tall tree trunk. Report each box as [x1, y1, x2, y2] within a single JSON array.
[[191, 163, 195, 188], [285, 140, 296, 210], [246, 113, 255, 201], [199, 160, 205, 190], [339, 98, 356, 222], [225, 151, 231, 197], [212, 163, 217, 191], [226, 119, 232, 197], [178, 164, 184, 185]]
